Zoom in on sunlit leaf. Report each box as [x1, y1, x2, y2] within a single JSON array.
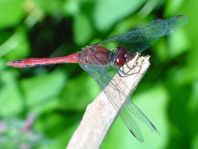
[[0, 0, 25, 29], [0, 70, 23, 116], [168, 29, 189, 58], [0, 27, 30, 58], [73, 13, 93, 45], [94, 0, 146, 30], [165, 0, 185, 16]]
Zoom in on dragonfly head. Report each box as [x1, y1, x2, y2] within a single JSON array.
[[114, 47, 133, 67]]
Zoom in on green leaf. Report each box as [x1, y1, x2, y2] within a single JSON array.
[[0, 70, 23, 116], [188, 81, 198, 111], [165, 0, 185, 16], [192, 134, 198, 149], [0, 27, 30, 58], [94, 0, 145, 31], [63, 0, 80, 15], [168, 29, 189, 58], [20, 70, 66, 113], [73, 13, 93, 45], [59, 73, 100, 110], [0, 0, 25, 29], [182, 0, 198, 80]]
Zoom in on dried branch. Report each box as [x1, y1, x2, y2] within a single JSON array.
[[67, 55, 150, 149]]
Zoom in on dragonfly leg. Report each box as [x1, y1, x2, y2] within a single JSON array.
[[117, 53, 143, 77], [125, 56, 144, 75]]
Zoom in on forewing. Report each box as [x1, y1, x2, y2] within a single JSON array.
[[95, 15, 188, 53]]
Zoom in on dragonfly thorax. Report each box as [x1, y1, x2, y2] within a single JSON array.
[[80, 45, 112, 66]]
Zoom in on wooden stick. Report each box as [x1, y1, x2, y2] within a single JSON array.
[[67, 55, 150, 149]]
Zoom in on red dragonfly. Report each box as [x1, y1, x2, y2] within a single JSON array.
[[7, 15, 187, 142]]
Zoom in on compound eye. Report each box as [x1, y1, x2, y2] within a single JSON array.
[[117, 47, 126, 54], [115, 54, 126, 67]]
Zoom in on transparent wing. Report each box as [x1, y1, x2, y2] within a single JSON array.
[[80, 63, 158, 142], [95, 15, 188, 53], [79, 15, 187, 141]]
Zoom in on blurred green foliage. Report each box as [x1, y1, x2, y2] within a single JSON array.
[[0, 0, 197, 148]]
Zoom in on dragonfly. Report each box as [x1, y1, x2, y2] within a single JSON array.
[[7, 15, 187, 142]]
